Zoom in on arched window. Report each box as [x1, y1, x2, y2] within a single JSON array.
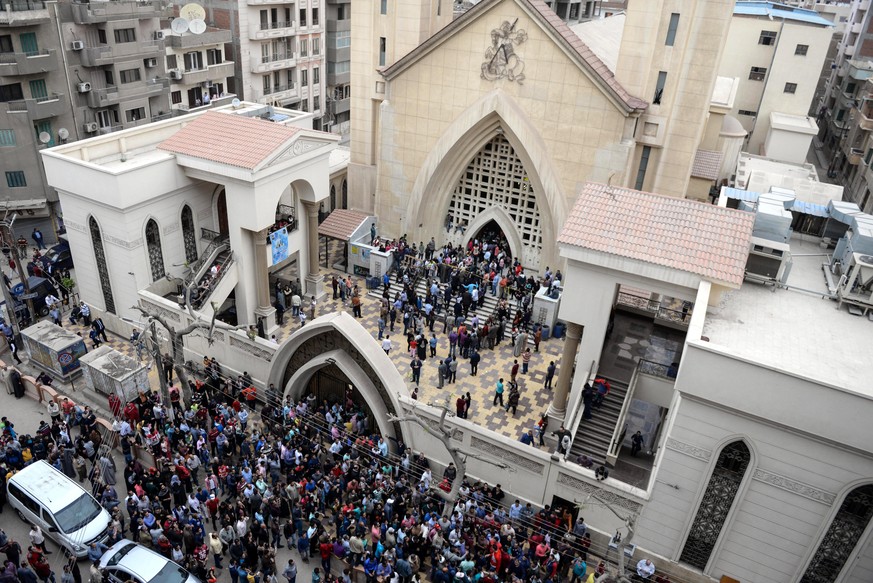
[[341, 179, 348, 208], [145, 219, 165, 281], [89, 217, 115, 314], [680, 440, 751, 570], [801, 484, 873, 583], [330, 184, 337, 210], [181, 205, 198, 264]]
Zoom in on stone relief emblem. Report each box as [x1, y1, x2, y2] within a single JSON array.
[[481, 19, 528, 84]]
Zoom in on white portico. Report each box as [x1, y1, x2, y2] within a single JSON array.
[[41, 103, 338, 334]]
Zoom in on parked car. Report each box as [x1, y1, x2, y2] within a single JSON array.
[[99, 540, 201, 583], [11, 276, 58, 316], [47, 241, 74, 271], [7, 460, 111, 557]]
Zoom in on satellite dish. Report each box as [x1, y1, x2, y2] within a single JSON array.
[[171, 17, 189, 34], [38, 132, 51, 145], [179, 2, 206, 22], [231, 98, 241, 108], [189, 19, 207, 34], [57, 128, 69, 140]]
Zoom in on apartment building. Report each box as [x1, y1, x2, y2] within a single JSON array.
[[201, 0, 325, 129], [324, 0, 349, 139], [717, 2, 833, 155], [1, 0, 185, 224], [163, 23, 235, 113]]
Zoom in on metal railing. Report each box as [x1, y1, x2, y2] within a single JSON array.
[[637, 358, 677, 380], [201, 228, 221, 241], [186, 236, 229, 287], [616, 290, 659, 313], [261, 52, 294, 64], [5, 92, 61, 112], [4, 0, 45, 11], [191, 254, 234, 310], [565, 359, 597, 459], [260, 20, 293, 30], [263, 83, 296, 95], [606, 367, 639, 465]]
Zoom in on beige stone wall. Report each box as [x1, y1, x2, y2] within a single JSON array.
[[374, 0, 636, 269]]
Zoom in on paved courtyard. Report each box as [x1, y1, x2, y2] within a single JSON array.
[[273, 270, 566, 446]]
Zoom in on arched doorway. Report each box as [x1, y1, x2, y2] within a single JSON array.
[[330, 184, 337, 211], [470, 218, 513, 264], [145, 219, 165, 281], [89, 216, 115, 314], [216, 189, 229, 236], [446, 133, 542, 267], [268, 313, 410, 445], [181, 205, 198, 263], [341, 179, 348, 209]]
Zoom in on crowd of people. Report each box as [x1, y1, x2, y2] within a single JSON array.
[[0, 359, 674, 583]]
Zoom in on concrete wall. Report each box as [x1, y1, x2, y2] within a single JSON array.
[[634, 342, 873, 583]]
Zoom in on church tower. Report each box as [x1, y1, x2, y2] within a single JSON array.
[[348, 0, 452, 212], [615, 0, 734, 199]]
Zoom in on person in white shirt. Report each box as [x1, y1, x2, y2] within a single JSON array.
[[381, 335, 392, 355], [636, 558, 656, 580]]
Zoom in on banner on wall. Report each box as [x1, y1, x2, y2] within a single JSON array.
[[270, 228, 290, 265]]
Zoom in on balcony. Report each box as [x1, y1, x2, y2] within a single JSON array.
[[180, 61, 235, 85], [329, 96, 349, 115], [845, 43, 856, 58], [860, 110, 873, 131], [249, 20, 296, 40], [250, 51, 296, 73], [247, 0, 295, 4], [166, 28, 232, 49], [862, 0, 871, 11], [853, 21, 864, 35], [6, 92, 64, 117], [85, 78, 169, 107], [70, 0, 170, 24], [174, 93, 237, 112], [0, 1, 49, 26], [255, 84, 298, 103], [849, 148, 865, 165], [80, 40, 164, 67], [0, 49, 57, 75]]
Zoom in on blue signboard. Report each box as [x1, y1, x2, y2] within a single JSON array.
[[270, 228, 289, 266]]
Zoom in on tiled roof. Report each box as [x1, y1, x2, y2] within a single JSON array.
[[558, 183, 756, 287], [691, 149, 724, 181], [318, 209, 372, 241], [158, 111, 300, 170], [382, 0, 647, 112]]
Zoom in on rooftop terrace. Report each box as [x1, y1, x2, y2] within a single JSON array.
[[702, 234, 873, 397]]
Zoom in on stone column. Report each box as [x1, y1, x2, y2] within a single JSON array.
[[252, 228, 277, 334], [302, 200, 326, 301], [548, 322, 583, 419]]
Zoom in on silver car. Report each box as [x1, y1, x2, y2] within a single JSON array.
[[98, 540, 201, 583]]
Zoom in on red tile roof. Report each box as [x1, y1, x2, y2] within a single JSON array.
[[691, 149, 724, 181], [382, 0, 647, 112], [158, 111, 300, 170], [318, 209, 372, 241], [558, 182, 756, 287]]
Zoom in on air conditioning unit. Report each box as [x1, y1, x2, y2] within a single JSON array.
[[71, 40, 85, 51], [745, 236, 792, 283], [83, 122, 98, 133], [153, 31, 165, 40], [77, 82, 92, 93], [201, 81, 213, 88], [145, 58, 157, 68], [169, 69, 182, 80]]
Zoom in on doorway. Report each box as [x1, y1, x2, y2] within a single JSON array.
[[472, 218, 513, 263], [217, 189, 229, 235]]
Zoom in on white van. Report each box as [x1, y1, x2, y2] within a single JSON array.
[[7, 460, 111, 558]]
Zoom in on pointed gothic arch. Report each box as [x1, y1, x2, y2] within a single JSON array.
[[88, 216, 115, 314], [406, 89, 569, 272], [267, 312, 409, 445], [461, 205, 525, 264], [145, 218, 165, 282], [679, 439, 752, 571], [181, 204, 198, 264], [800, 483, 873, 583]]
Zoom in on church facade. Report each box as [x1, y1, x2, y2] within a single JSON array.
[[349, 0, 735, 271]]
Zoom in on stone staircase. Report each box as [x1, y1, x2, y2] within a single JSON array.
[[568, 376, 629, 466], [367, 275, 532, 341]]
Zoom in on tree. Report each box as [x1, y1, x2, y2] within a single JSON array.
[[133, 279, 246, 402], [575, 493, 638, 583], [388, 397, 508, 507]]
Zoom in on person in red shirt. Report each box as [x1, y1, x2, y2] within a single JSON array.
[[319, 539, 333, 574]]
